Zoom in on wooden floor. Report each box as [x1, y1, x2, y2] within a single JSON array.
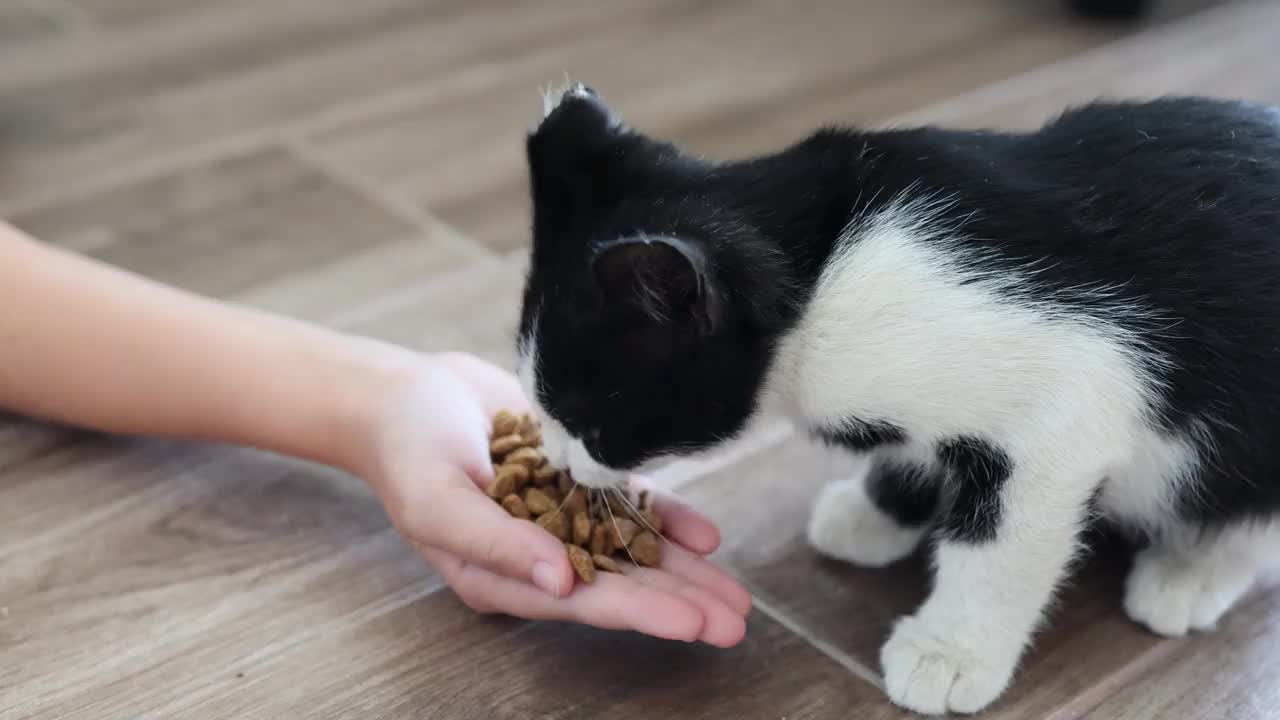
[[3, 1, 1279, 718]]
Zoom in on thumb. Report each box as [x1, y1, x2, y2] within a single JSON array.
[[395, 463, 575, 597]]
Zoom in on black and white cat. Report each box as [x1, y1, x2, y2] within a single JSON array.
[[514, 83, 1280, 715]]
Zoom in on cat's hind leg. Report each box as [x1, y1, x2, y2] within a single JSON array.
[[1124, 517, 1280, 637], [807, 454, 942, 567]]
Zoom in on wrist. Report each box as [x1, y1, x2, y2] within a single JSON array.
[[236, 322, 420, 481]]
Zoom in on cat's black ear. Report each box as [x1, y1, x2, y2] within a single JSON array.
[[591, 236, 721, 333]]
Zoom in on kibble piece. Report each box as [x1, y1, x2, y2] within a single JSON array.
[[567, 544, 596, 584], [638, 510, 663, 534], [536, 511, 569, 541], [606, 518, 641, 548], [542, 485, 564, 506], [492, 410, 520, 438], [593, 554, 621, 573], [488, 469, 519, 500], [557, 471, 573, 496], [590, 524, 611, 556], [605, 494, 630, 519], [517, 413, 538, 437], [563, 489, 588, 518], [501, 494, 531, 520], [494, 463, 530, 492], [521, 427, 542, 447], [572, 512, 592, 545], [532, 464, 559, 486], [629, 531, 661, 567], [524, 487, 557, 516], [490, 434, 525, 457], [505, 446, 543, 471]]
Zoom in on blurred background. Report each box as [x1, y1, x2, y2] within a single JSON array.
[[4, 1, 1279, 718]]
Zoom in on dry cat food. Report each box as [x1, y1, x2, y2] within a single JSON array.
[[487, 410, 663, 585]]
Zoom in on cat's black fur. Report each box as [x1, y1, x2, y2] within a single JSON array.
[[520, 90, 1280, 531]]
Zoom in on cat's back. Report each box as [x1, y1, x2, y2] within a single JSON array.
[[1025, 96, 1280, 199]]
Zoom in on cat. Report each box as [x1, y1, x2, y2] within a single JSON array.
[[513, 82, 1280, 715]]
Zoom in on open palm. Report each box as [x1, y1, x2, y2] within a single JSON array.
[[364, 351, 751, 647]]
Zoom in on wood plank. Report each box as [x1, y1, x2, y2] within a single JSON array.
[[8, 146, 422, 298], [1080, 587, 1280, 720], [677, 435, 1171, 718], [903, 0, 1280, 130], [305, 0, 1173, 254], [0, 0, 695, 208], [0, 1, 67, 47], [164, 589, 904, 720], [0, 444, 436, 718]]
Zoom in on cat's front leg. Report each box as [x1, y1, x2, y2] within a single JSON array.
[[807, 452, 941, 567], [880, 438, 1096, 715]]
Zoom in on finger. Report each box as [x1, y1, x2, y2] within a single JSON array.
[[424, 546, 707, 643], [401, 464, 574, 597], [654, 542, 754, 618], [627, 477, 721, 555], [619, 564, 747, 648]]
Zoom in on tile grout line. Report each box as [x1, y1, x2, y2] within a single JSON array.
[[281, 135, 494, 261], [748, 594, 885, 690]]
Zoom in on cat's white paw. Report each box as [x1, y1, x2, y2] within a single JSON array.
[[880, 614, 1017, 715], [806, 480, 925, 567], [1124, 545, 1254, 637]]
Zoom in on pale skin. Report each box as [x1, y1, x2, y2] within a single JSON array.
[[0, 221, 751, 647]]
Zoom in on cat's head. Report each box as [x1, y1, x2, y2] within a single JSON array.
[[515, 84, 791, 487]]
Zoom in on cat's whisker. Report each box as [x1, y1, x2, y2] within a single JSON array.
[[552, 482, 577, 517], [602, 489, 641, 569], [613, 486, 668, 544]]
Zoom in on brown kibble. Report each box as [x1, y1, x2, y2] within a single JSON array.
[[607, 518, 641, 548], [524, 488, 557, 516], [489, 407, 668, 587], [629, 531, 661, 567], [566, 544, 596, 584], [542, 484, 564, 506], [488, 469, 519, 500], [505, 446, 543, 471], [490, 434, 525, 457], [495, 463, 530, 492], [638, 510, 663, 534], [532, 463, 558, 486], [517, 413, 538, 437], [593, 554, 621, 573], [572, 512, 592, 545], [492, 410, 520, 438], [590, 524, 611, 556], [501, 494, 530, 520], [605, 493, 630, 519], [563, 488, 588, 518], [536, 511, 569, 541]]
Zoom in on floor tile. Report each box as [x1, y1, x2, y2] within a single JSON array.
[[1081, 586, 1280, 720], [175, 589, 904, 720], [0, 445, 432, 719], [10, 147, 418, 298]]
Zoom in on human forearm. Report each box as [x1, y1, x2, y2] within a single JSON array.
[[0, 221, 412, 475]]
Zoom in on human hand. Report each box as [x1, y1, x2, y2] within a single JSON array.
[[359, 351, 751, 647]]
